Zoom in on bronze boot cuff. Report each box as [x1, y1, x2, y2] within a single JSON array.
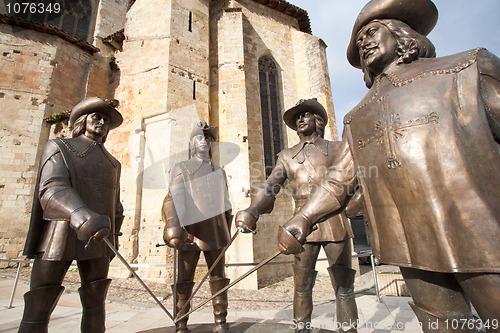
[[18, 285, 65, 333], [409, 302, 476, 333], [293, 265, 317, 333], [174, 281, 195, 333], [79, 278, 111, 333], [209, 277, 230, 333], [327, 265, 358, 333]]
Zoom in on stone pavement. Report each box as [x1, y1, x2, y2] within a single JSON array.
[[0, 270, 421, 333]]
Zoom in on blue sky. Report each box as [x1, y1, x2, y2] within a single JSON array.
[[289, 0, 500, 138]]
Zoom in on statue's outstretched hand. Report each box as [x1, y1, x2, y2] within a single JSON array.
[[235, 208, 259, 233]]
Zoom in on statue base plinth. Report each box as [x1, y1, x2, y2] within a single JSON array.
[[139, 322, 335, 332]]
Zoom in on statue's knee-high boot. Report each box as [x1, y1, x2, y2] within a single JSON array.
[[209, 277, 230, 333], [293, 265, 317, 333], [328, 265, 358, 333], [174, 281, 195, 333], [409, 303, 477, 333], [18, 285, 65, 333], [79, 278, 111, 333]]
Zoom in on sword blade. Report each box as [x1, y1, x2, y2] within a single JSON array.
[[173, 245, 178, 317], [175, 229, 240, 319], [103, 238, 174, 321], [175, 250, 281, 323]]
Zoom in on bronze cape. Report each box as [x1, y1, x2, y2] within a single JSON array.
[[19, 108, 124, 333], [23, 135, 123, 260]]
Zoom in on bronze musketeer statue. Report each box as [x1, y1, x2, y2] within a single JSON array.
[[277, 0, 500, 332], [20, 97, 124, 333], [162, 121, 233, 333], [236, 99, 358, 333]]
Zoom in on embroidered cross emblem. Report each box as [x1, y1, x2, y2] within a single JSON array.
[[358, 98, 439, 169]]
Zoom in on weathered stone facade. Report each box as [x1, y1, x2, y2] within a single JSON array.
[[0, 0, 338, 289]]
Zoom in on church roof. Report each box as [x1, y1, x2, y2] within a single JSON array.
[[0, 14, 99, 54], [251, 0, 312, 34]]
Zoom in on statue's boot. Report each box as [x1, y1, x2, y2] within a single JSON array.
[[328, 265, 358, 333], [174, 281, 195, 333], [293, 265, 317, 333], [209, 277, 230, 333], [79, 278, 111, 333], [18, 285, 65, 333], [409, 302, 476, 333]]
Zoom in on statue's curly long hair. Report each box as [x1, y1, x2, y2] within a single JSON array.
[[376, 19, 436, 64], [314, 114, 326, 138], [361, 19, 436, 88]]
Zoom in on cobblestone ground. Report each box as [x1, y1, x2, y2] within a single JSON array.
[[0, 263, 376, 311]]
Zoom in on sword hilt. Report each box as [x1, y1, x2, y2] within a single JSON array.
[[237, 226, 257, 235], [84, 232, 123, 249]]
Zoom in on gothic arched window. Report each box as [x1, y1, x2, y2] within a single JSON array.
[[11, 0, 93, 41], [258, 56, 282, 178]]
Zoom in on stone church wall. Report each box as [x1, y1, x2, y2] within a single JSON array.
[[210, 0, 337, 287], [108, 0, 212, 280], [0, 0, 339, 288], [0, 0, 129, 266], [0, 27, 89, 264]]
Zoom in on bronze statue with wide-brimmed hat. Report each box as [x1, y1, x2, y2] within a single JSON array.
[[69, 97, 123, 130], [279, 0, 500, 331], [236, 98, 358, 333], [282, 98, 329, 130], [20, 97, 124, 333]]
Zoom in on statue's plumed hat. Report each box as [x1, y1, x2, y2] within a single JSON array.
[[189, 121, 218, 141], [69, 97, 123, 129], [347, 0, 438, 68], [283, 98, 328, 131]]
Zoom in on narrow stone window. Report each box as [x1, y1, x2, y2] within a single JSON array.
[[11, 0, 93, 41], [193, 80, 196, 100], [188, 11, 192, 32], [258, 56, 282, 178]]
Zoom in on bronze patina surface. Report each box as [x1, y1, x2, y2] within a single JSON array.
[[19, 97, 124, 333], [280, 0, 500, 331], [162, 121, 233, 333], [236, 99, 358, 333]]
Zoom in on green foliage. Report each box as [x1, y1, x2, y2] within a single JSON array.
[[44, 110, 71, 123]]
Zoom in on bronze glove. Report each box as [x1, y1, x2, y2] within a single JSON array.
[[71, 209, 111, 242], [234, 207, 259, 233], [163, 226, 188, 248]]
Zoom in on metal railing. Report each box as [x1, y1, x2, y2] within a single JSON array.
[[1, 251, 380, 309]]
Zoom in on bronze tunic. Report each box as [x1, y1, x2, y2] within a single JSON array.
[[165, 157, 232, 251], [321, 48, 500, 273], [24, 135, 123, 260], [264, 137, 353, 242]]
